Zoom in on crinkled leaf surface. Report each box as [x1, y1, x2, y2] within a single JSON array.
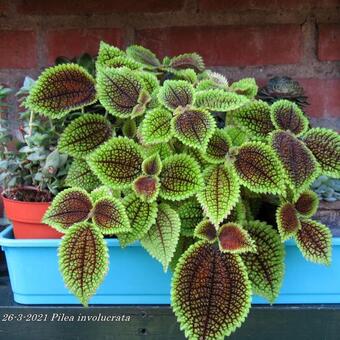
[[295, 219, 331, 265], [141, 203, 181, 271], [169, 53, 205, 73], [230, 78, 258, 98], [27, 64, 96, 118], [90, 186, 116, 202], [142, 153, 162, 176], [96, 41, 125, 67], [126, 45, 161, 68], [92, 197, 130, 234], [59, 222, 108, 306], [276, 202, 301, 241], [65, 159, 101, 192], [172, 108, 216, 149], [294, 190, 319, 217], [159, 154, 202, 201], [225, 126, 248, 146], [171, 241, 251, 339], [118, 194, 158, 247], [58, 114, 112, 158], [88, 137, 143, 189], [133, 175, 160, 202], [43, 188, 92, 232], [169, 236, 195, 272], [197, 164, 240, 226], [105, 56, 142, 70], [234, 142, 285, 194], [303, 128, 340, 178], [194, 220, 217, 243], [203, 128, 232, 164], [177, 197, 203, 236], [241, 221, 285, 303]]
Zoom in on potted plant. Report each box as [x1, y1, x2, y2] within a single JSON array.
[[1, 42, 339, 339]]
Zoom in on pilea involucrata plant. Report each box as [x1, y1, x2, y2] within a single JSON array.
[[26, 41, 340, 339]]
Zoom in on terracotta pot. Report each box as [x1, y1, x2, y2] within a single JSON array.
[[2, 194, 63, 239]]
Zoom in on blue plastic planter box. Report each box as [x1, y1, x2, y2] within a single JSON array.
[[1, 226, 340, 305]]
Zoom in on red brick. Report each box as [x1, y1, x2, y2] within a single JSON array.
[[17, 0, 184, 14], [0, 31, 37, 69], [135, 25, 302, 66], [47, 28, 124, 64], [298, 79, 340, 118], [198, 0, 340, 11], [0, 0, 8, 15], [318, 24, 340, 61]]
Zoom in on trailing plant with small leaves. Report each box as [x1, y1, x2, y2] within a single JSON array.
[[24, 41, 340, 339]]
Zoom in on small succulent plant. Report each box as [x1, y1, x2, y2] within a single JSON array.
[[25, 41, 340, 339], [312, 175, 340, 202]]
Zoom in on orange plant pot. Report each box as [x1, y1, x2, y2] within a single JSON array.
[[2, 195, 63, 239]]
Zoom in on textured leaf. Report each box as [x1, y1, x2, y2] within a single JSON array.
[[104, 56, 142, 70], [122, 118, 137, 138], [230, 78, 258, 98], [270, 100, 308, 136], [241, 220, 285, 303], [169, 236, 195, 272], [59, 222, 108, 306], [137, 71, 160, 95], [169, 53, 205, 73], [90, 186, 116, 202], [225, 126, 248, 146], [118, 194, 158, 247], [96, 41, 125, 67], [171, 242, 251, 339], [140, 107, 173, 144], [158, 80, 194, 110], [58, 114, 112, 158], [194, 220, 217, 243], [195, 89, 248, 112], [27, 64, 96, 118], [65, 159, 101, 192], [303, 128, 340, 178], [176, 197, 203, 236], [88, 137, 143, 189], [234, 100, 275, 139], [294, 190, 319, 217], [203, 128, 232, 164], [159, 154, 202, 201], [97, 67, 146, 118], [142, 153, 162, 176], [295, 219, 331, 265], [141, 204, 181, 271], [43, 188, 92, 232], [172, 108, 216, 149], [197, 164, 240, 226], [143, 142, 173, 160], [276, 202, 301, 241], [126, 45, 161, 68], [172, 69, 198, 84], [92, 197, 130, 234], [224, 201, 247, 224], [133, 175, 160, 202], [234, 142, 285, 194], [271, 131, 319, 196], [218, 223, 256, 254], [196, 70, 228, 91]]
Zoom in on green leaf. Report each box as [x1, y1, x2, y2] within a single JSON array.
[[176, 197, 203, 236], [194, 220, 217, 243], [218, 223, 256, 254], [172, 69, 198, 84], [118, 194, 158, 247], [197, 164, 240, 226], [97, 67, 146, 118], [122, 118, 137, 138], [104, 56, 142, 70], [133, 175, 160, 202], [143, 142, 173, 160], [65, 159, 101, 192], [234, 141, 285, 194], [142, 153, 162, 176], [90, 186, 116, 202], [159, 154, 203, 201], [136, 71, 160, 95], [271, 130, 319, 197], [92, 197, 130, 234], [195, 89, 248, 112], [58, 114, 111, 158], [172, 108, 216, 149], [158, 80, 194, 110], [26, 64, 96, 118], [276, 202, 301, 241], [225, 126, 248, 146], [270, 100, 308, 136], [59, 222, 109, 306], [196, 70, 228, 91], [303, 128, 340, 178], [96, 41, 125, 67], [294, 190, 319, 217], [126, 45, 161, 68], [141, 203, 181, 271], [171, 241, 251, 339], [224, 200, 247, 224], [230, 78, 258, 98], [169, 236, 195, 272], [241, 220, 285, 304], [202, 128, 232, 164], [88, 137, 143, 189], [234, 100, 275, 139], [169, 53, 205, 73], [43, 188, 92, 232], [295, 219, 331, 265], [140, 107, 173, 144]]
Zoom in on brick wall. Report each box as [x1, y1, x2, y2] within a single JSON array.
[[0, 0, 339, 127]]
